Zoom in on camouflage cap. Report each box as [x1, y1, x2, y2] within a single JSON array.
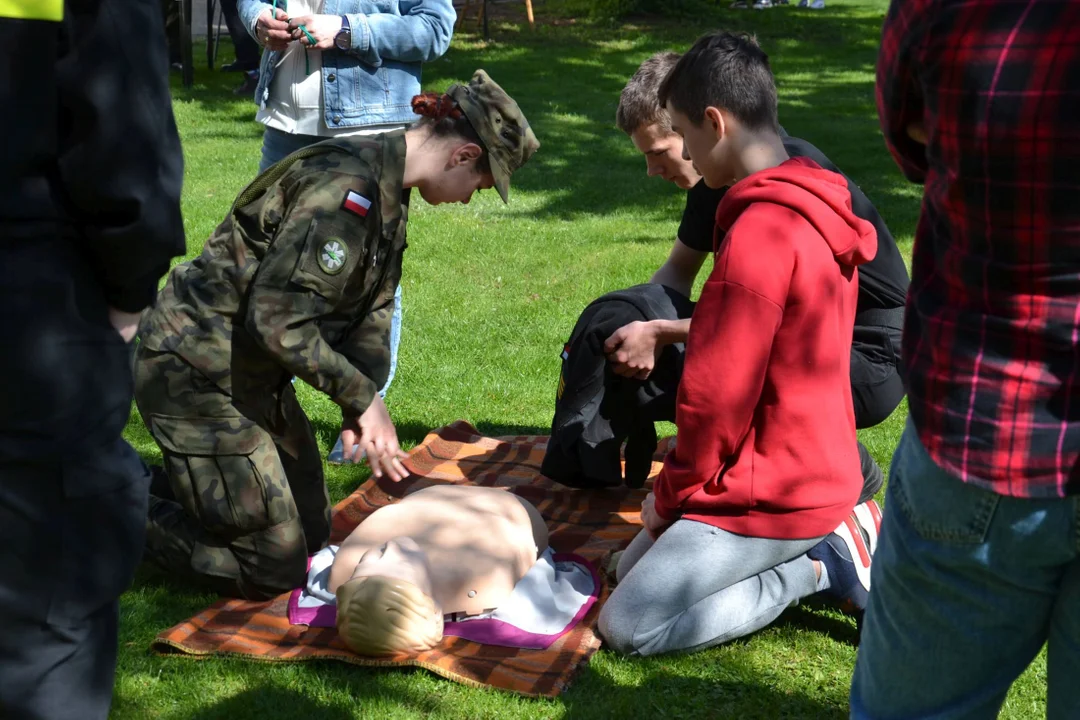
[[447, 70, 540, 203]]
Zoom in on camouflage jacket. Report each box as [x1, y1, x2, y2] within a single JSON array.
[[139, 130, 409, 425]]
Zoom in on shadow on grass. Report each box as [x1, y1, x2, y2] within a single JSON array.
[[773, 603, 861, 647], [564, 663, 847, 719], [122, 565, 217, 623], [310, 415, 552, 448], [177, 686, 356, 720], [472, 420, 553, 436]]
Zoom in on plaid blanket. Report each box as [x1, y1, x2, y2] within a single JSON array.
[[152, 421, 672, 698]]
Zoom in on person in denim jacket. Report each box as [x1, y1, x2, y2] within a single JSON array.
[[237, 0, 456, 462]]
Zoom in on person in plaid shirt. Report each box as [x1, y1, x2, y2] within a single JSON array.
[[851, 0, 1080, 716]]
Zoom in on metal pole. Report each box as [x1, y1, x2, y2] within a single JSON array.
[[179, 0, 194, 88], [206, 0, 216, 70], [213, 0, 223, 69]]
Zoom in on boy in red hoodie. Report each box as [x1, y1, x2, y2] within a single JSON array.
[[597, 31, 880, 656]]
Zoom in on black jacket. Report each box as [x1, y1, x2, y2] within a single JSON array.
[[542, 284, 693, 489], [0, 0, 185, 312]]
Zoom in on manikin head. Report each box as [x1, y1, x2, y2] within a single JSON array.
[[406, 70, 540, 207], [657, 31, 781, 190], [617, 52, 701, 190], [335, 537, 444, 656]]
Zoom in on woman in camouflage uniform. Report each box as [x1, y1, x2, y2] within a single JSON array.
[[134, 70, 538, 600]]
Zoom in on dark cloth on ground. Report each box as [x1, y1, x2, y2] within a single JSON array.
[[541, 284, 693, 489]]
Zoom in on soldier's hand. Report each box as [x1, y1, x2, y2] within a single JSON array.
[[256, 8, 292, 51], [603, 321, 661, 380], [343, 397, 410, 482]]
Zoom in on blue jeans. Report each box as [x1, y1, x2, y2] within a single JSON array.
[[851, 418, 1080, 719], [258, 127, 324, 174], [261, 127, 403, 401]]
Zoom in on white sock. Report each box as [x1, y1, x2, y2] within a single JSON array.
[[816, 562, 831, 592]]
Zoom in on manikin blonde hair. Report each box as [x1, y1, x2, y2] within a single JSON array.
[[336, 575, 444, 656]]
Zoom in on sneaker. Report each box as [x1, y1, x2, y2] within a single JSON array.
[[807, 511, 873, 615], [327, 434, 366, 465], [797, 0, 809, 6], [810, 0, 825, 7], [730, 0, 749, 8], [752, 0, 773, 8], [858, 442, 884, 503], [853, 499, 883, 555]]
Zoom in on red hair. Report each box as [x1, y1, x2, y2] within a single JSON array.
[[410, 93, 465, 122]]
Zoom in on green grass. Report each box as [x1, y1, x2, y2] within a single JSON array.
[[113, 2, 1046, 717]]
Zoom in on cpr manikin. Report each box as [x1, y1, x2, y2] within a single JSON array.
[[330, 485, 549, 656]]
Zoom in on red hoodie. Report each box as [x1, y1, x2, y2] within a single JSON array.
[[653, 157, 878, 540]]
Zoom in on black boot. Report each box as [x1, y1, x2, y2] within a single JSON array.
[[148, 463, 176, 502]]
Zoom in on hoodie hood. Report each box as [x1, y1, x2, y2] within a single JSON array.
[[716, 157, 877, 267]]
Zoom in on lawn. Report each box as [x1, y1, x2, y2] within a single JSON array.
[[112, 2, 1047, 717]]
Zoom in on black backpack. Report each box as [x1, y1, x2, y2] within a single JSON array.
[[541, 284, 694, 489]]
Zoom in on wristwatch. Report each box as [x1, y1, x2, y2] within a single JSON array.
[[334, 15, 351, 51]]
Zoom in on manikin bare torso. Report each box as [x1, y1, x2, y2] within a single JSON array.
[[328, 485, 550, 617]]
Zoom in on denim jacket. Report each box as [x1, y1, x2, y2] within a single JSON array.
[[237, 0, 456, 128]]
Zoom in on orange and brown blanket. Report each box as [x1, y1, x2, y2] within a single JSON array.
[[152, 421, 672, 698]]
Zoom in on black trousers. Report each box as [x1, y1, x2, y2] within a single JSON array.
[[221, 0, 261, 70], [850, 323, 906, 430], [0, 592, 122, 720], [0, 239, 149, 720], [162, 0, 185, 64]]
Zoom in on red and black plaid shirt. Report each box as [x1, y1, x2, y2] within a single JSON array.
[[878, 0, 1080, 498]]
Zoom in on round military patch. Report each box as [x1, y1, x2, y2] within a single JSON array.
[[318, 238, 348, 275]]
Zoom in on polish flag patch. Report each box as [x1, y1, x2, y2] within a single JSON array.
[[343, 190, 372, 218]]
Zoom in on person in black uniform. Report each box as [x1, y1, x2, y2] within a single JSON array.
[[608, 51, 911, 491], [0, 2, 185, 718]]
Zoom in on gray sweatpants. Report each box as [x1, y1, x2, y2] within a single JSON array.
[[598, 520, 823, 656]]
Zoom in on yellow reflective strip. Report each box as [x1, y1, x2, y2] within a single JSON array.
[[0, 0, 63, 21]]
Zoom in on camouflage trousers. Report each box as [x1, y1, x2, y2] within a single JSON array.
[[133, 346, 331, 600]]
